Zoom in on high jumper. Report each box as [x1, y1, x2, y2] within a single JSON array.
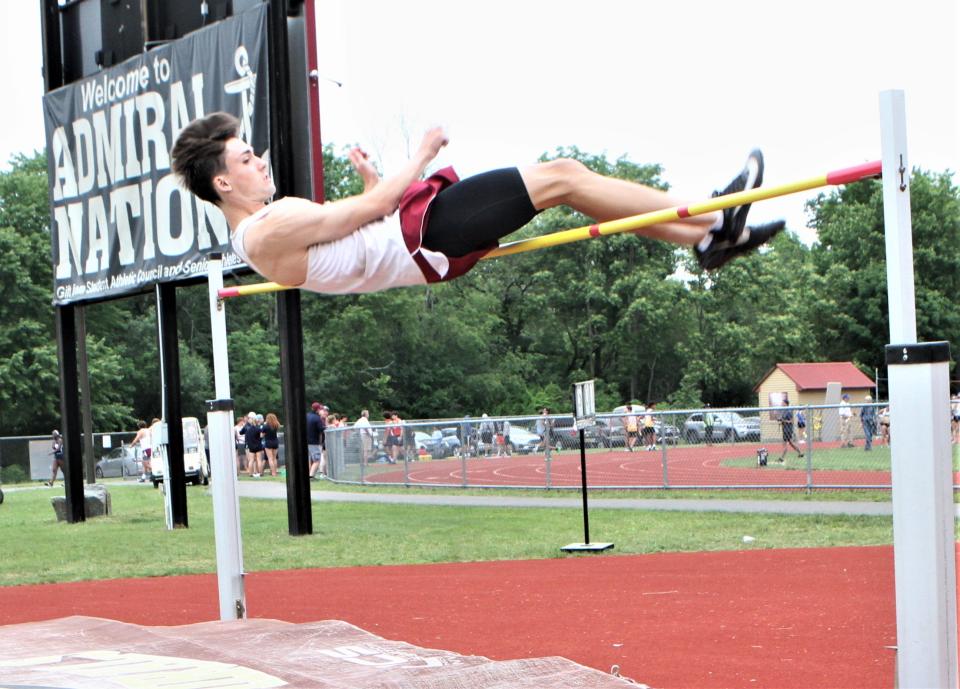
[[172, 112, 784, 294]]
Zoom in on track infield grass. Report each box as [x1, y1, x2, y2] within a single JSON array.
[[0, 484, 899, 586]]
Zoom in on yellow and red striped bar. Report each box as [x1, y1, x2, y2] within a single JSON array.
[[218, 160, 881, 299], [487, 160, 881, 259], [217, 283, 293, 298]]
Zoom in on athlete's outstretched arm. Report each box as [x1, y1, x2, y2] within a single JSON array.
[[245, 127, 448, 255]]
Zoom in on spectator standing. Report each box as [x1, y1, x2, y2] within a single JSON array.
[[479, 414, 495, 456], [385, 412, 403, 464], [501, 419, 512, 456], [318, 405, 330, 476], [776, 397, 804, 462], [354, 410, 374, 464], [254, 414, 266, 474], [148, 418, 163, 478], [703, 406, 714, 446], [306, 402, 324, 479], [623, 404, 638, 452], [262, 413, 281, 476], [643, 404, 657, 451], [838, 394, 854, 447], [879, 406, 891, 445], [128, 419, 153, 482], [952, 393, 960, 443], [536, 408, 553, 454], [460, 415, 475, 458], [242, 412, 264, 477], [46, 430, 65, 487], [796, 408, 807, 445], [860, 396, 877, 451], [234, 418, 247, 475]]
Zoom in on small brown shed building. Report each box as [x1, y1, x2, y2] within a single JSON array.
[[755, 362, 877, 408]]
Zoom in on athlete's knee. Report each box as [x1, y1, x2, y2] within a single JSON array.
[[545, 157, 590, 185], [523, 157, 590, 208]]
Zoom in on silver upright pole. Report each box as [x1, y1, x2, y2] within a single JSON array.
[[880, 89, 957, 689], [207, 255, 247, 621]]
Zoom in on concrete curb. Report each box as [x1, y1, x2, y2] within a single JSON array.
[[234, 481, 906, 516]]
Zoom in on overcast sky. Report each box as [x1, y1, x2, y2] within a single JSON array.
[[3, 0, 957, 243]]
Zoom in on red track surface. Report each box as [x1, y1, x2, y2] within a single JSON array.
[[0, 546, 904, 688], [371, 444, 894, 488]]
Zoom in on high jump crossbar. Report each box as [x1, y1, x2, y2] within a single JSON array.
[[217, 159, 881, 299]]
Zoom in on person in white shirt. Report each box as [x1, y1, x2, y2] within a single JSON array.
[[838, 394, 854, 447], [624, 404, 639, 452], [128, 419, 152, 482], [353, 409, 374, 465], [171, 113, 784, 294]]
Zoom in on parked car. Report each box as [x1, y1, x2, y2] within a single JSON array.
[[439, 427, 463, 452], [95, 445, 143, 479], [682, 411, 761, 443], [150, 417, 210, 487], [414, 431, 453, 459], [507, 426, 541, 454]]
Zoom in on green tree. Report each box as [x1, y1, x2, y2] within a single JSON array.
[[675, 226, 825, 407], [0, 153, 136, 434], [227, 322, 281, 417], [0, 154, 57, 433], [810, 170, 960, 377], [464, 148, 690, 410]]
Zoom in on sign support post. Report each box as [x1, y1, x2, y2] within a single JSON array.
[[562, 380, 613, 553]]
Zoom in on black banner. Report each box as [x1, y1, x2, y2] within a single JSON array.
[[43, 5, 269, 305]]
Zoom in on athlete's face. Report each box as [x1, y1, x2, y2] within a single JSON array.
[[215, 137, 275, 204]]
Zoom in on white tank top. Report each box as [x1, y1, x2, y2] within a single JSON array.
[[231, 206, 451, 294]]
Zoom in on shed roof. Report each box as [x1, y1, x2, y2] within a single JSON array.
[[754, 362, 875, 392]]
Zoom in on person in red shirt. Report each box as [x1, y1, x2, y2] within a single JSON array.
[[384, 412, 404, 464]]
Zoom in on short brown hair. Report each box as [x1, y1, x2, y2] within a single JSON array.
[[171, 112, 241, 204]]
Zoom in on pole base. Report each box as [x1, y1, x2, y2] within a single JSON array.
[[561, 542, 614, 552]]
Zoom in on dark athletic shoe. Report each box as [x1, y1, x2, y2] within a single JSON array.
[[711, 149, 764, 244], [695, 220, 785, 270]]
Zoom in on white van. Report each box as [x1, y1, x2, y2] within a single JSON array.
[[150, 417, 210, 488]]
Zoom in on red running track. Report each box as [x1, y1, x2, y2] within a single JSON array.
[[368, 444, 894, 488], [0, 546, 908, 688]]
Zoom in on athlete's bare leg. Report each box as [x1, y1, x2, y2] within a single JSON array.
[[518, 158, 719, 246]]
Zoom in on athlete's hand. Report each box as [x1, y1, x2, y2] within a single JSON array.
[[417, 127, 449, 161], [348, 148, 380, 191]]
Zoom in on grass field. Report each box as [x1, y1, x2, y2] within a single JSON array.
[[0, 483, 896, 587], [722, 443, 960, 471]]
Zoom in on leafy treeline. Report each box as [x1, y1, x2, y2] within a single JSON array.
[[1, 147, 957, 435]]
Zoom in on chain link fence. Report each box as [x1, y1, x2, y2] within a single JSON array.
[[323, 402, 952, 491], [0, 432, 138, 483], [3, 402, 952, 491]]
